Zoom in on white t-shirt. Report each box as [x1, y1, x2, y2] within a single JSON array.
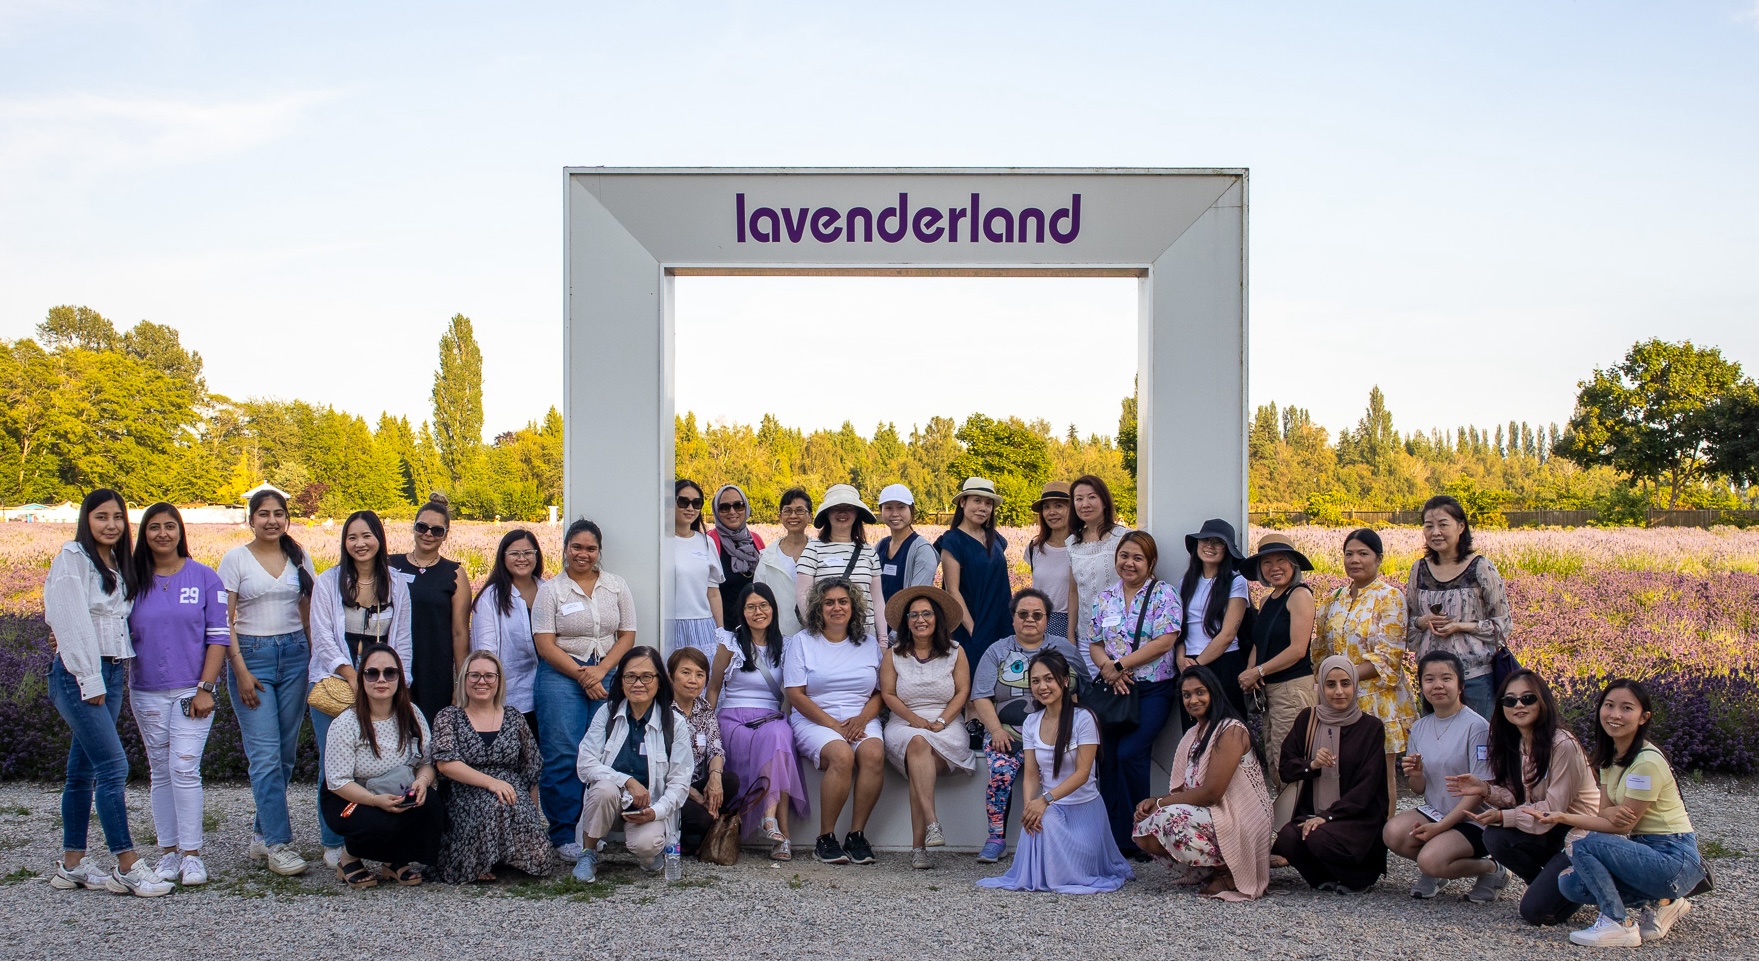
[[1023, 707, 1101, 805], [782, 630, 882, 720], [1182, 572, 1252, 657], [1407, 706, 1492, 818], [716, 629, 786, 711], [1029, 543, 1071, 613], [218, 545, 316, 637], [670, 532, 724, 620]]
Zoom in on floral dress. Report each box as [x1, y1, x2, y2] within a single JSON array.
[[1313, 579, 1418, 753], [433, 705, 559, 883], [1133, 732, 1228, 874]]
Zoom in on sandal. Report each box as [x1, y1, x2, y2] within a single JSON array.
[[337, 860, 378, 889], [770, 838, 792, 862], [760, 817, 785, 843], [379, 863, 423, 886]]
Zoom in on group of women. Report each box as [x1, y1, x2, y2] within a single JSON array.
[[42, 482, 1710, 950]]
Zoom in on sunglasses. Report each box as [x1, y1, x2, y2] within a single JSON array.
[[1500, 693, 1540, 708], [1015, 610, 1047, 621], [716, 501, 747, 513], [677, 496, 704, 509], [363, 667, 401, 682], [413, 521, 447, 537]]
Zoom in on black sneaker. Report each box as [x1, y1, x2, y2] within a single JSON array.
[[843, 831, 876, 865], [814, 833, 849, 864]]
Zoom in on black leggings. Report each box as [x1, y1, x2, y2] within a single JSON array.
[[679, 770, 742, 856], [1484, 824, 1584, 926], [320, 786, 444, 867]]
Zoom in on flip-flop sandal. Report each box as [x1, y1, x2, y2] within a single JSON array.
[[379, 863, 423, 886], [476, 872, 497, 882], [760, 817, 785, 843], [337, 860, 378, 889], [770, 838, 792, 862]]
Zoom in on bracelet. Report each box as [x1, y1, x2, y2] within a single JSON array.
[[1156, 797, 1167, 810]]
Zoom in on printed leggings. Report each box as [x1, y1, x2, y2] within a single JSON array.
[[983, 735, 1024, 842]]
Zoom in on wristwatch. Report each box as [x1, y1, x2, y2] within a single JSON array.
[[1041, 790, 1053, 803], [196, 681, 218, 694]]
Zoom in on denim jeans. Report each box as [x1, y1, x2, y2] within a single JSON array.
[[1097, 678, 1176, 853], [48, 657, 132, 854], [1462, 674, 1496, 722], [533, 658, 614, 847], [308, 702, 343, 849], [227, 632, 310, 846], [1557, 831, 1705, 922]]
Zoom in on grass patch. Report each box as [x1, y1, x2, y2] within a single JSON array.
[[496, 871, 636, 903], [1504, 546, 1588, 578], [1700, 837, 1745, 860], [1, 866, 37, 884], [203, 808, 223, 833], [214, 872, 339, 899], [787, 873, 805, 889], [2, 805, 28, 816]]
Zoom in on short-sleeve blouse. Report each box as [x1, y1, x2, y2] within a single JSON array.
[[716, 629, 785, 711], [530, 571, 636, 662], [1088, 579, 1184, 682], [1067, 525, 1128, 644], [324, 709, 433, 791]]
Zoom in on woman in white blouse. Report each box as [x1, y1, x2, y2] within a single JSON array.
[[755, 487, 812, 637], [531, 519, 637, 862], [45, 489, 171, 898], [1065, 474, 1129, 674], [306, 509, 414, 865], [470, 529, 546, 733], [321, 644, 440, 887], [670, 479, 724, 656]]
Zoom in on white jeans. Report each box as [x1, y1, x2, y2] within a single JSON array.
[[129, 687, 215, 851]]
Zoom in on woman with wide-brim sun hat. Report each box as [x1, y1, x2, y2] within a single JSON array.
[[1174, 518, 1252, 722], [879, 583, 975, 867], [1239, 533, 1318, 798], [794, 484, 884, 638], [935, 478, 1012, 665]]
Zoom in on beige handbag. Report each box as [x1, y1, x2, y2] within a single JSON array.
[[1273, 709, 1319, 830], [306, 675, 355, 717]]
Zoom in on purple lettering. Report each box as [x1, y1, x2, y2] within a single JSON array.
[[982, 207, 1014, 243], [877, 193, 908, 243], [736, 193, 747, 243], [911, 207, 944, 243], [781, 207, 811, 243], [749, 207, 779, 243], [1050, 194, 1081, 244], [845, 207, 874, 242], [810, 207, 841, 242], [1017, 208, 1045, 243], [970, 193, 980, 242], [947, 206, 967, 242]]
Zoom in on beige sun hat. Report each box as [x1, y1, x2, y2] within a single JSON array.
[[954, 477, 1002, 505], [813, 483, 877, 526]]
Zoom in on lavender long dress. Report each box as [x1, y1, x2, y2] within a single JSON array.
[[714, 631, 809, 836]]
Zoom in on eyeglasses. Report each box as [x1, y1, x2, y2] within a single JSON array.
[[905, 610, 937, 621], [506, 550, 537, 561], [413, 521, 447, 537], [677, 496, 704, 509], [717, 501, 747, 513], [467, 672, 500, 683], [1500, 693, 1540, 708], [779, 506, 811, 517], [1015, 610, 1046, 621], [363, 667, 401, 682], [623, 672, 659, 685]]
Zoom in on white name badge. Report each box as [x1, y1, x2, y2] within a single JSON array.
[[216, 592, 228, 606], [883, 564, 898, 577], [370, 610, 393, 625], [558, 601, 585, 616], [637, 739, 648, 756], [1626, 774, 1653, 792], [695, 731, 708, 749], [1476, 744, 1489, 761]]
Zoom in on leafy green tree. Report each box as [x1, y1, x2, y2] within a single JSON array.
[[37, 305, 119, 352], [430, 313, 483, 491], [1118, 378, 1138, 475], [950, 413, 1050, 526], [1707, 382, 1759, 489]]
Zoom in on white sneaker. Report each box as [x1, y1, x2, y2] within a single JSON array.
[[911, 848, 932, 870], [1639, 898, 1691, 941], [152, 852, 183, 882], [554, 842, 584, 863], [50, 859, 108, 890], [248, 839, 308, 876], [1410, 873, 1443, 899], [106, 861, 174, 898], [178, 855, 208, 886], [924, 822, 946, 848], [1466, 865, 1509, 903], [1569, 913, 1641, 948], [323, 846, 342, 869]]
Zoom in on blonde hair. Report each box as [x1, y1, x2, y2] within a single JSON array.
[[453, 650, 506, 711]]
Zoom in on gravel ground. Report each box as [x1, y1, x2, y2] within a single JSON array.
[[0, 779, 1753, 961]]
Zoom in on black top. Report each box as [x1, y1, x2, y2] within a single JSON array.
[[390, 554, 461, 723], [1252, 582, 1315, 685], [612, 704, 653, 786], [715, 537, 755, 613]]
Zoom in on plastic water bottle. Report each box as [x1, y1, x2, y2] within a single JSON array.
[[663, 841, 682, 881]]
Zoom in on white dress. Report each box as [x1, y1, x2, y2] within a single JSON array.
[[1067, 525, 1128, 669], [882, 651, 976, 774]]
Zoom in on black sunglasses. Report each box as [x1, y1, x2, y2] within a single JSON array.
[[413, 521, 447, 537], [1500, 693, 1540, 708], [717, 500, 747, 513], [677, 496, 704, 509], [363, 667, 402, 682]]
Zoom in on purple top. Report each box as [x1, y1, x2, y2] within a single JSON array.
[[128, 560, 230, 691]]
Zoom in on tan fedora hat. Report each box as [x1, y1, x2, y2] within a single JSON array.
[[954, 476, 1002, 505], [1031, 481, 1072, 512]]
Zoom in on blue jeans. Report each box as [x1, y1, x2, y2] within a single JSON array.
[[227, 632, 310, 846], [309, 702, 343, 849], [1097, 678, 1177, 854], [1558, 831, 1705, 923], [47, 657, 132, 854], [533, 658, 614, 847], [1463, 673, 1496, 722]]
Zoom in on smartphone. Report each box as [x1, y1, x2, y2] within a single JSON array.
[[1429, 604, 1444, 616], [178, 697, 194, 717], [394, 788, 418, 808]]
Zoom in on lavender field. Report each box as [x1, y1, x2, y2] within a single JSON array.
[[2, 522, 1755, 779]]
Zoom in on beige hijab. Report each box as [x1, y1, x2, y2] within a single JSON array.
[[1311, 655, 1363, 811]]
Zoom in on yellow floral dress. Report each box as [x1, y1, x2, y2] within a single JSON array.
[[1313, 579, 1417, 753]]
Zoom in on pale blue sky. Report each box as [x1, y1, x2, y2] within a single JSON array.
[[2, 1, 1755, 441]]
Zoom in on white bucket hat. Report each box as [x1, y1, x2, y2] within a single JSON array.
[[814, 483, 877, 526], [954, 477, 1002, 505]]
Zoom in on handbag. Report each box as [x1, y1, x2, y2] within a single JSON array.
[[306, 675, 355, 717], [1273, 708, 1319, 830], [698, 776, 770, 866], [1491, 643, 1523, 694], [1077, 580, 1158, 726]]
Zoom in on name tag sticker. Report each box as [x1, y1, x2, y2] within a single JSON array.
[[883, 564, 898, 577], [370, 610, 393, 625], [1626, 774, 1652, 792], [558, 601, 585, 616], [695, 731, 708, 749], [1476, 744, 1488, 761], [637, 739, 648, 756], [1103, 615, 1122, 628], [216, 592, 228, 606]]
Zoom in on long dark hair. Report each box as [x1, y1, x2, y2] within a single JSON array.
[[608, 646, 676, 750], [350, 643, 423, 758], [895, 594, 955, 660], [130, 501, 187, 592], [339, 510, 390, 609], [1178, 541, 1237, 641], [1489, 669, 1560, 805], [1068, 474, 1116, 541], [76, 488, 135, 598], [1421, 494, 1474, 563], [676, 479, 705, 533], [1589, 678, 1655, 770], [1029, 649, 1088, 778], [732, 582, 784, 671], [1179, 664, 1258, 763], [479, 529, 543, 617], [950, 495, 998, 551], [1027, 495, 1069, 561], [248, 488, 312, 599]]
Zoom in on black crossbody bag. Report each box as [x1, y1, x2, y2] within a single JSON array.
[[1077, 579, 1158, 726]]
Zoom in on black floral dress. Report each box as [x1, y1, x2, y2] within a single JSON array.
[[433, 705, 558, 883]]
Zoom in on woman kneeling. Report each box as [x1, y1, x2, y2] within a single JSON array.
[[1271, 657, 1389, 894]]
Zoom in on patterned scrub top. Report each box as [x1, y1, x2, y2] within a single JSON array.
[[1314, 578, 1418, 753], [1088, 579, 1184, 682]]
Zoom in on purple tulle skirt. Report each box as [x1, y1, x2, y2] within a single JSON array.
[[718, 707, 811, 838], [976, 795, 1135, 894]]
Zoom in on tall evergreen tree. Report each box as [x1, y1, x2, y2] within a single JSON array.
[[430, 313, 484, 491]]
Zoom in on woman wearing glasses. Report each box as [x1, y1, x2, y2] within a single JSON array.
[[671, 479, 725, 656], [756, 488, 813, 637], [708, 484, 765, 609], [470, 530, 547, 736], [390, 493, 472, 722]]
